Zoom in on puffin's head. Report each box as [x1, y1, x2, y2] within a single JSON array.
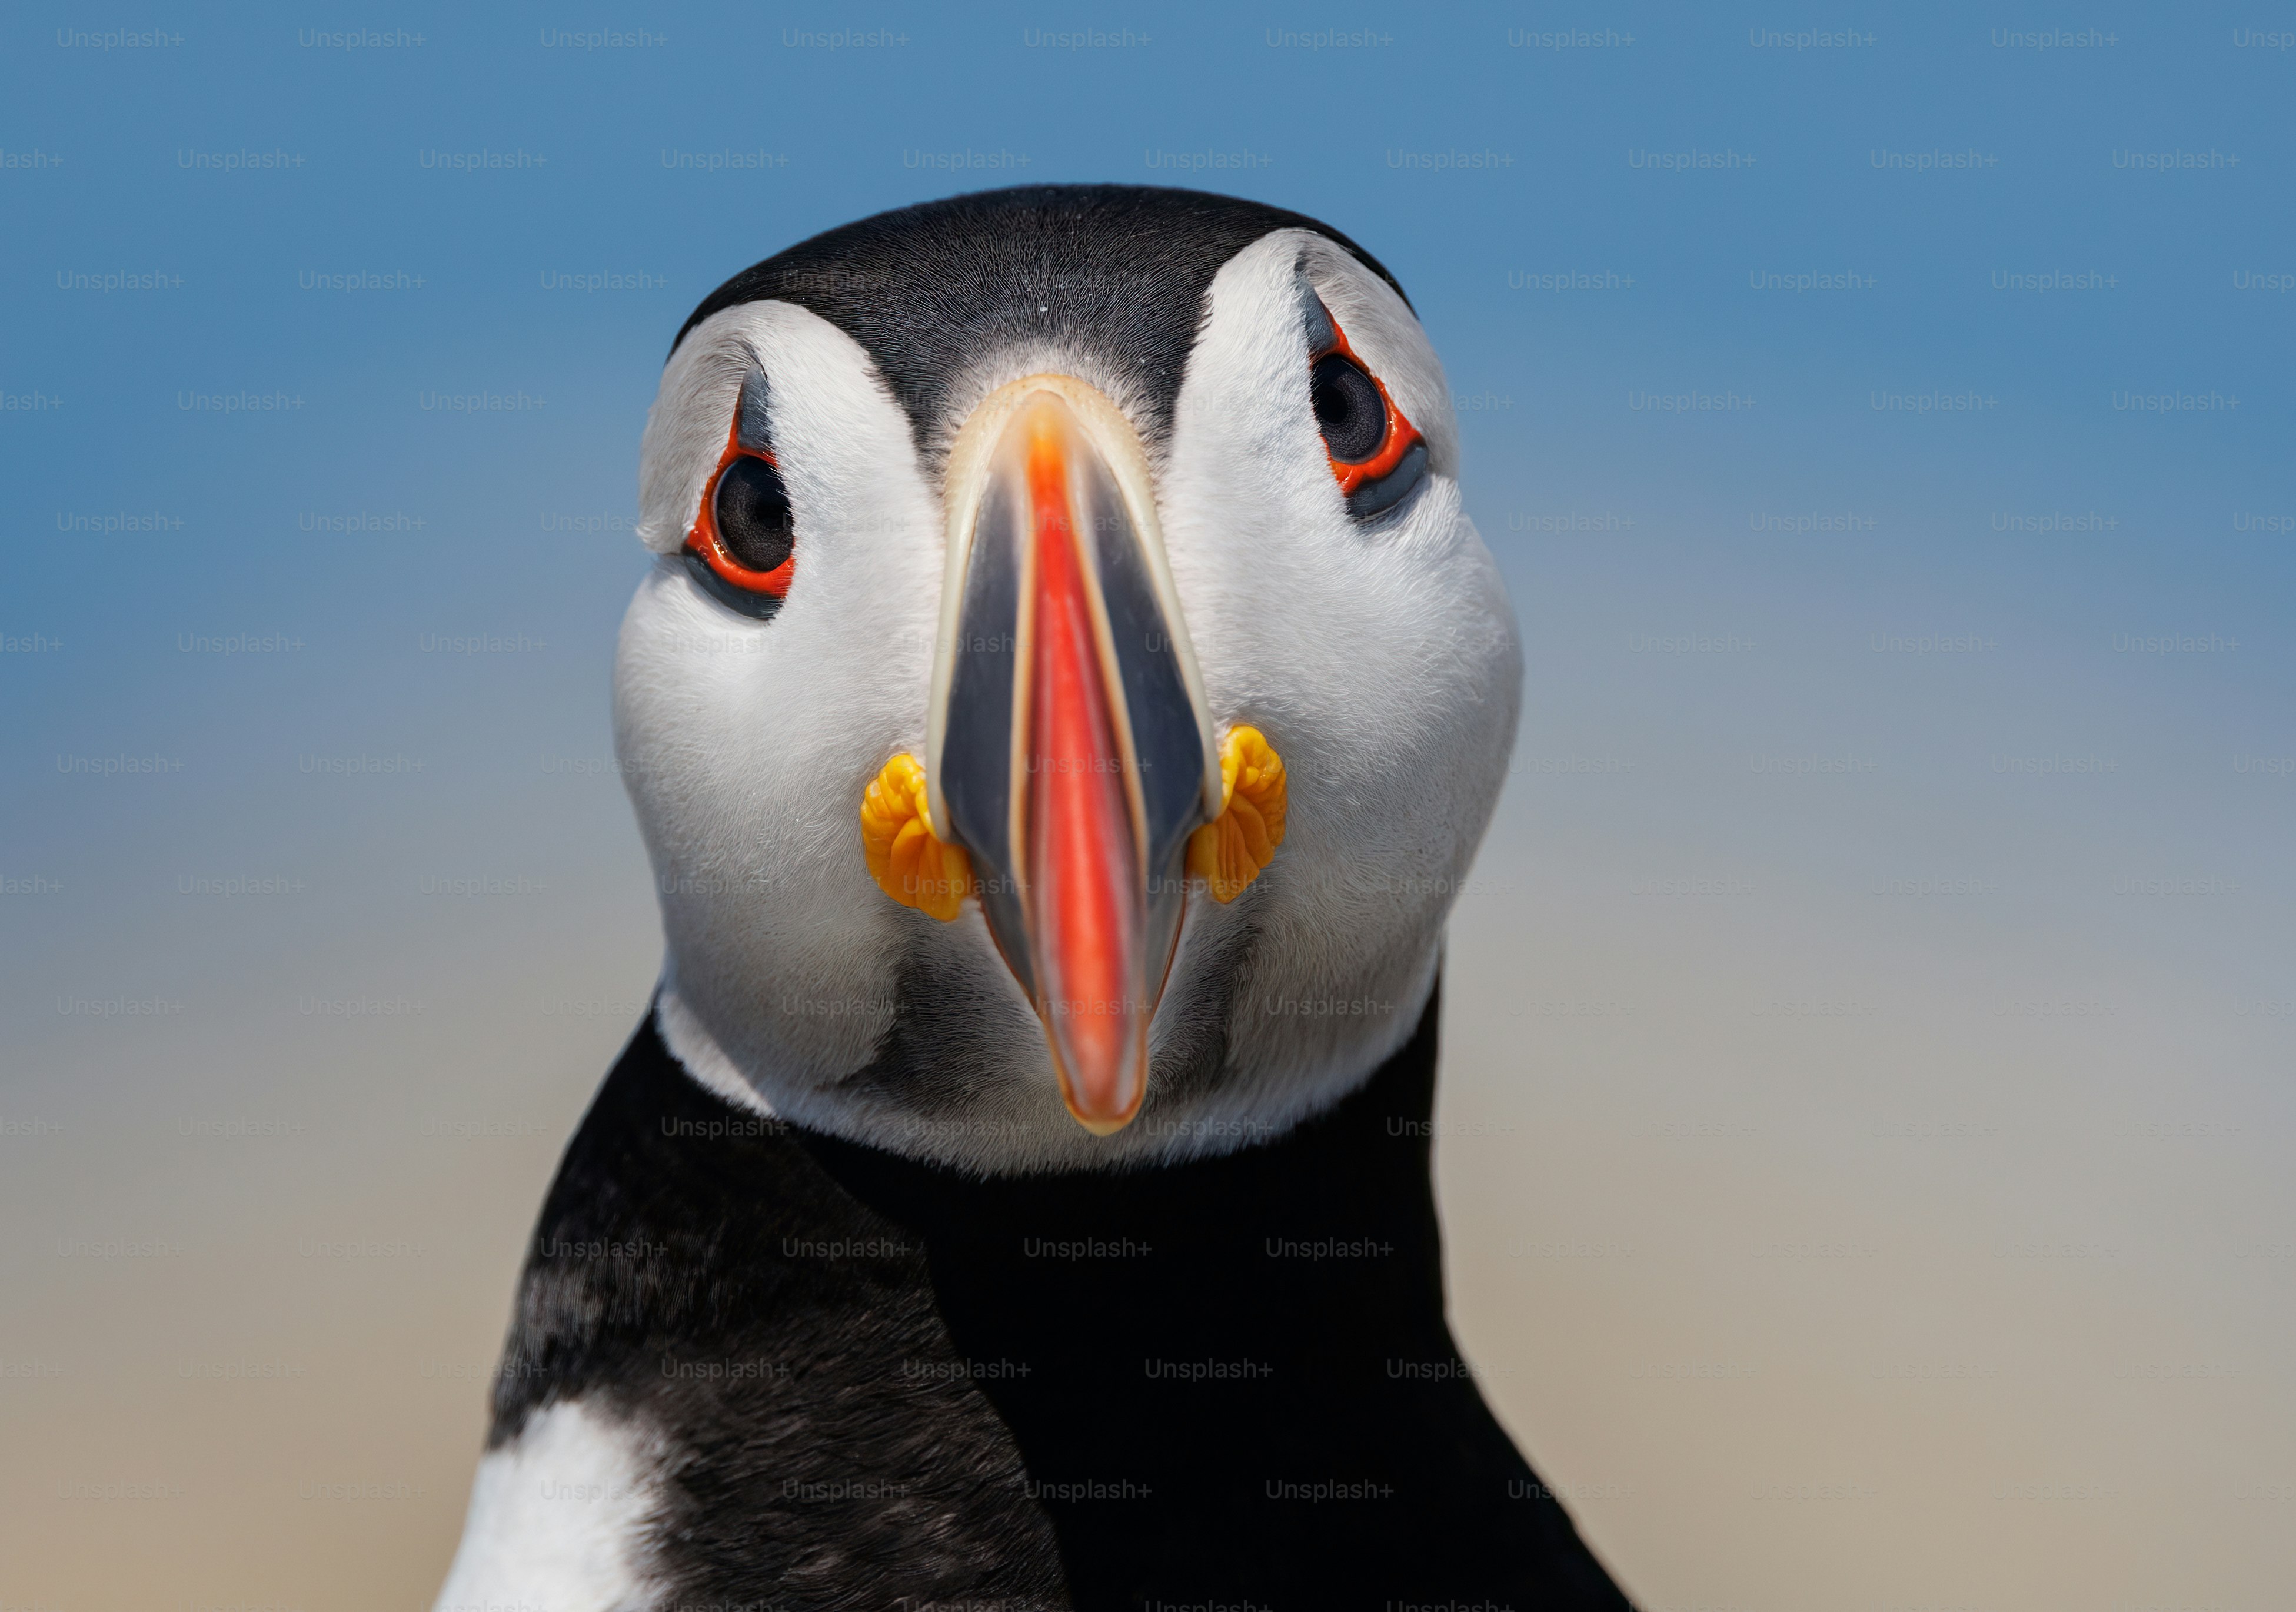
[[617, 185, 1519, 1171]]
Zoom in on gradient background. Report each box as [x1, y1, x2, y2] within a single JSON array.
[[3, 3, 2290, 1608]]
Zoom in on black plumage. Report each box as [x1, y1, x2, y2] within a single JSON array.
[[671, 184, 1410, 457], [492, 992, 1634, 1610]]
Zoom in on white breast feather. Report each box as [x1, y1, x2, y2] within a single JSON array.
[[431, 1400, 665, 1612]]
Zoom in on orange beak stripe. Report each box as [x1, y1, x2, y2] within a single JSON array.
[[1021, 405, 1148, 1132]]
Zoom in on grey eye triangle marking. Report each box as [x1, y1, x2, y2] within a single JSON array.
[[735, 364, 773, 455]]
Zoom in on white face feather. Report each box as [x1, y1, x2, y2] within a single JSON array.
[[615, 227, 1521, 1172]]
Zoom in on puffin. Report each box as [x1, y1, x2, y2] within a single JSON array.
[[432, 185, 1635, 1611]]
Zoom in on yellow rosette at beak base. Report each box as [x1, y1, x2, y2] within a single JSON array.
[[1187, 726, 1287, 903], [863, 729, 1285, 920], [860, 753, 974, 922]]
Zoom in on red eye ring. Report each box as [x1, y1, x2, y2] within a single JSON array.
[[1315, 315, 1424, 497], [686, 413, 793, 597]]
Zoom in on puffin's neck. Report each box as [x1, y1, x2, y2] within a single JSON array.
[[793, 982, 1455, 1384]]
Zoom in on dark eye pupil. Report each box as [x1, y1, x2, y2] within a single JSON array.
[[713, 456, 793, 573], [1310, 354, 1389, 464]]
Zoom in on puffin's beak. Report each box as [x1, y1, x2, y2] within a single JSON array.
[[927, 377, 1219, 1135]]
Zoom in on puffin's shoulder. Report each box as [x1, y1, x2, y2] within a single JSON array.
[[478, 1012, 1070, 1607]]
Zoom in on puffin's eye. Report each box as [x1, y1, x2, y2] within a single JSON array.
[[713, 455, 794, 574], [1305, 300, 1429, 521], [683, 373, 795, 621], [1311, 354, 1388, 464]]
